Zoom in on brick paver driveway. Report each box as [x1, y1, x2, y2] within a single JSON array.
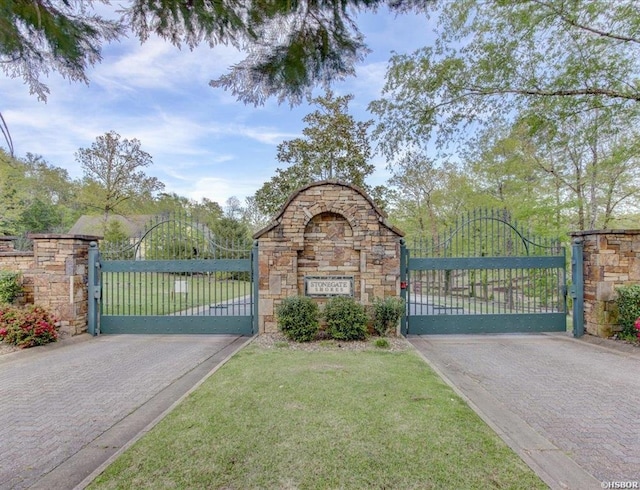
[[0, 334, 247, 489], [409, 333, 640, 490]]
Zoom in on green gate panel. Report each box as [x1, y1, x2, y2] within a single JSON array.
[[100, 315, 254, 335], [408, 313, 568, 335], [403, 210, 568, 336], [93, 213, 257, 336]]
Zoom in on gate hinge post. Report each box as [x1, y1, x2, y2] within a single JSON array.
[[571, 238, 584, 338], [87, 241, 101, 336], [400, 239, 408, 336]]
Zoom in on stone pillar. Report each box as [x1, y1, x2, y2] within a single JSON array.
[[570, 230, 640, 337], [30, 234, 101, 336], [254, 181, 404, 334], [0, 238, 34, 305], [0, 236, 17, 252]]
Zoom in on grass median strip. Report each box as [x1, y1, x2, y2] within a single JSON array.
[[89, 341, 546, 489]]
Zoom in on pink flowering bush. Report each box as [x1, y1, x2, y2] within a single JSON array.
[[635, 317, 640, 341], [0, 304, 58, 348]]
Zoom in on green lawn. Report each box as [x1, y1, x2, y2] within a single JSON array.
[[101, 272, 250, 315], [89, 341, 545, 489]]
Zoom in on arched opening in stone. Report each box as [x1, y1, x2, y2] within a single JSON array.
[[297, 212, 360, 300]]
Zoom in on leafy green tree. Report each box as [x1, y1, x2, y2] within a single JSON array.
[[143, 192, 194, 216], [19, 198, 63, 233], [371, 0, 640, 233], [509, 103, 640, 230], [142, 193, 224, 230], [21, 153, 75, 206], [0, 150, 80, 234], [76, 131, 165, 228], [457, 98, 640, 234], [0, 0, 122, 102], [212, 216, 250, 248], [103, 219, 128, 242], [255, 91, 375, 216], [0, 151, 24, 235], [386, 152, 475, 242], [212, 200, 252, 279], [195, 198, 224, 226], [370, 0, 640, 156], [212, 197, 251, 249], [1, 0, 427, 104], [242, 195, 270, 233]]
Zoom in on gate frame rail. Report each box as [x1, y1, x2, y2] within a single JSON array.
[[400, 240, 569, 336], [87, 241, 258, 336]]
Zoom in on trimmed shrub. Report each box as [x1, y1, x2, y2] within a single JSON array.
[[371, 297, 405, 336], [0, 304, 58, 348], [374, 338, 390, 349], [0, 271, 23, 304], [616, 284, 640, 337], [324, 296, 368, 341], [276, 295, 320, 342]]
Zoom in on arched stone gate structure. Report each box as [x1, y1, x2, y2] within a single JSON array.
[[253, 181, 404, 333]]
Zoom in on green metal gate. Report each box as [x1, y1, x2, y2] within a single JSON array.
[[88, 214, 257, 335], [401, 210, 567, 335]]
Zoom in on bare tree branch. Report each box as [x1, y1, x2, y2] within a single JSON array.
[[530, 0, 640, 45]]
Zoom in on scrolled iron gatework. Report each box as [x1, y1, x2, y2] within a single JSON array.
[[100, 212, 252, 261], [403, 209, 567, 335], [91, 212, 257, 335]]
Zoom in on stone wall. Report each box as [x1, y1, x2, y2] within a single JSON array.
[[0, 234, 100, 335], [570, 230, 640, 337], [254, 181, 404, 334], [0, 237, 34, 305]]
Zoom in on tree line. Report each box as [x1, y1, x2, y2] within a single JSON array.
[[0, 134, 253, 247], [4, 86, 639, 250]]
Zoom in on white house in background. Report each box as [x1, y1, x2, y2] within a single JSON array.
[[69, 214, 218, 260], [69, 215, 155, 259], [68, 215, 154, 238]]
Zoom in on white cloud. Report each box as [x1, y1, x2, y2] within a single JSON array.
[[1, 7, 435, 205], [351, 62, 389, 100], [228, 125, 298, 145], [93, 36, 245, 95], [171, 176, 259, 204]]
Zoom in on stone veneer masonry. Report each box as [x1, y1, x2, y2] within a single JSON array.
[[570, 230, 640, 337], [0, 234, 100, 335], [254, 181, 404, 334]]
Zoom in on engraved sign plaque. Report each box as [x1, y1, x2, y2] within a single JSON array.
[[305, 276, 354, 297]]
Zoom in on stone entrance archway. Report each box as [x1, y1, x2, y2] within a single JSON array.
[[253, 180, 404, 333]]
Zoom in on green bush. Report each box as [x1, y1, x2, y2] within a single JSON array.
[[374, 338, 390, 349], [371, 297, 405, 336], [276, 295, 320, 342], [616, 284, 640, 337], [324, 296, 368, 341], [0, 271, 23, 304], [0, 304, 58, 348]]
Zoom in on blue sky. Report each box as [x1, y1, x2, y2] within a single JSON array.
[[1, 8, 435, 207]]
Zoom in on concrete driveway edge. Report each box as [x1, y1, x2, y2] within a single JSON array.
[[409, 337, 601, 490], [71, 335, 255, 490], [11, 335, 254, 490]]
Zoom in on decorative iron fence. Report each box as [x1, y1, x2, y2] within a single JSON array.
[[402, 209, 567, 335], [90, 213, 257, 335]]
